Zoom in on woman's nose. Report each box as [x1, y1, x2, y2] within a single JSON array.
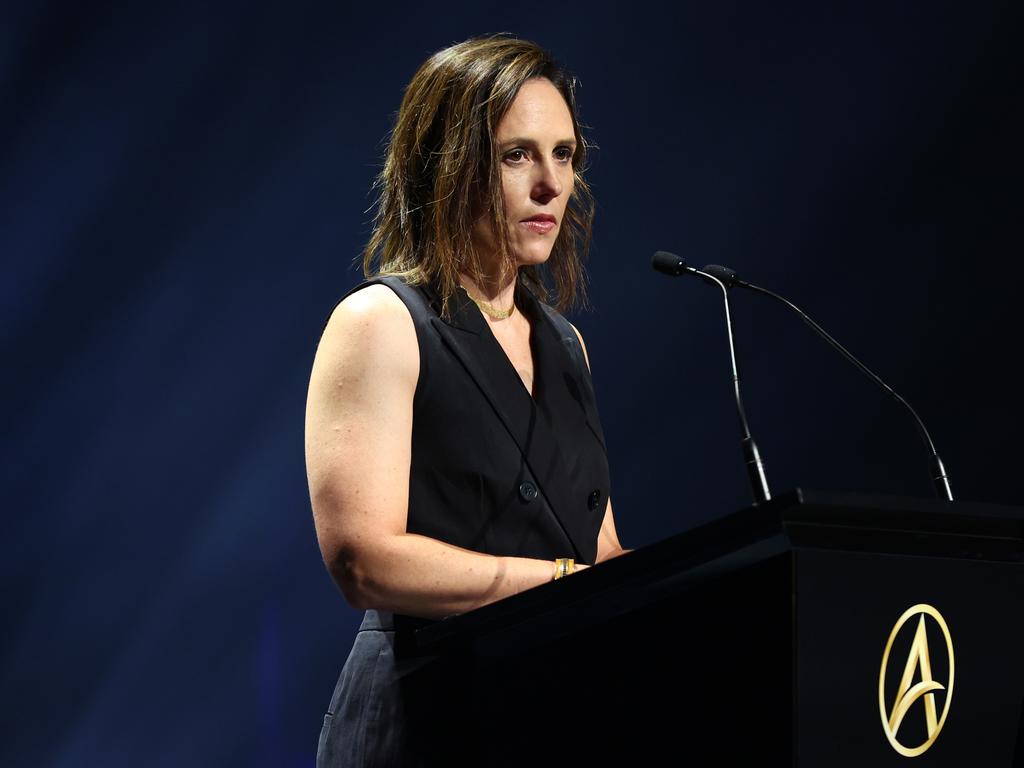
[[531, 158, 563, 202]]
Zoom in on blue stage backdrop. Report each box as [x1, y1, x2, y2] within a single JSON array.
[[3, 1, 1021, 765]]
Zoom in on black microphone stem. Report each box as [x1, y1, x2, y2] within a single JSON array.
[[739, 279, 953, 502], [696, 269, 772, 505]]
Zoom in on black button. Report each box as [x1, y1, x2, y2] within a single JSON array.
[[519, 481, 538, 502], [587, 489, 602, 511]]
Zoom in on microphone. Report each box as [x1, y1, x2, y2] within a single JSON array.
[[701, 262, 954, 502], [651, 251, 771, 504], [652, 250, 691, 277]]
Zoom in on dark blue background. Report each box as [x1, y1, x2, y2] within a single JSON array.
[[3, 1, 1021, 765]]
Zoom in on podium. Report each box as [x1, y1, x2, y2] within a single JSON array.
[[396, 490, 1024, 766]]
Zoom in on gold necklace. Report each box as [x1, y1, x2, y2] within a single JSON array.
[[462, 287, 515, 320]]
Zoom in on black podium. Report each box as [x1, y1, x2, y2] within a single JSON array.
[[397, 490, 1024, 766]]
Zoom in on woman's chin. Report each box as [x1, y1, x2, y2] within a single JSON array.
[[514, 248, 555, 268]]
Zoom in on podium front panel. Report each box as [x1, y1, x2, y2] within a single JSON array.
[[796, 548, 1024, 766]]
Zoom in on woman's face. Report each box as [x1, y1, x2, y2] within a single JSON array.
[[471, 77, 577, 273]]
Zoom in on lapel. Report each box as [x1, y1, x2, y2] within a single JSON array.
[[424, 280, 596, 561], [532, 300, 608, 456]]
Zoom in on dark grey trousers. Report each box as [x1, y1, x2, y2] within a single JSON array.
[[316, 610, 433, 767]]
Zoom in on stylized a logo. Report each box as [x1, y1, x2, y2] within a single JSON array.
[[878, 604, 955, 757]]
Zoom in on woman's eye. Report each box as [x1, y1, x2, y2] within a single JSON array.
[[504, 147, 574, 164]]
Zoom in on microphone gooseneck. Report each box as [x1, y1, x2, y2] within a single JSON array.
[[702, 263, 954, 502], [651, 252, 771, 504]]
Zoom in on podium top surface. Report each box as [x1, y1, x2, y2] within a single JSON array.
[[405, 489, 1023, 655]]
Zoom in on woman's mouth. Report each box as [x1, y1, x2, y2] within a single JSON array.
[[521, 215, 556, 234]]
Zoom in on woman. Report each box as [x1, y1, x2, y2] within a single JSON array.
[[305, 34, 629, 766]]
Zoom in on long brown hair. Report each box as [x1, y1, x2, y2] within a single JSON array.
[[362, 34, 595, 314]]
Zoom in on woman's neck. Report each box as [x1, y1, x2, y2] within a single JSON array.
[[458, 267, 518, 322]]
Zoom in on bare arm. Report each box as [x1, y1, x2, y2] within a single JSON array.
[[595, 497, 632, 563], [305, 285, 576, 621], [569, 322, 633, 564]]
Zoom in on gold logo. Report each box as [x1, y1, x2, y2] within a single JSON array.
[[878, 604, 955, 757]]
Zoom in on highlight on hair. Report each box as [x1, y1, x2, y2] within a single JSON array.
[[361, 34, 595, 315]]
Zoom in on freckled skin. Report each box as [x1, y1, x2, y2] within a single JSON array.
[[470, 78, 576, 275], [305, 79, 624, 622], [467, 78, 577, 395]]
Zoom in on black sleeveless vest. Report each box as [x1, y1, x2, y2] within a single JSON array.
[[337, 275, 610, 566]]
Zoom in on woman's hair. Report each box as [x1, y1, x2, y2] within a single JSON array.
[[362, 34, 595, 314]]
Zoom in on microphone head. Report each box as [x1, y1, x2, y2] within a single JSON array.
[[702, 264, 739, 288], [652, 251, 688, 276]]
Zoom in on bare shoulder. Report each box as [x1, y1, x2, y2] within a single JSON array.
[[314, 283, 419, 387], [567, 320, 591, 371], [306, 283, 420, 572], [305, 282, 419, 498], [332, 282, 408, 318], [323, 283, 416, 350]]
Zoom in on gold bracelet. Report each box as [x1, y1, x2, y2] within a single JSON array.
[[553, 558, 575, 580]]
